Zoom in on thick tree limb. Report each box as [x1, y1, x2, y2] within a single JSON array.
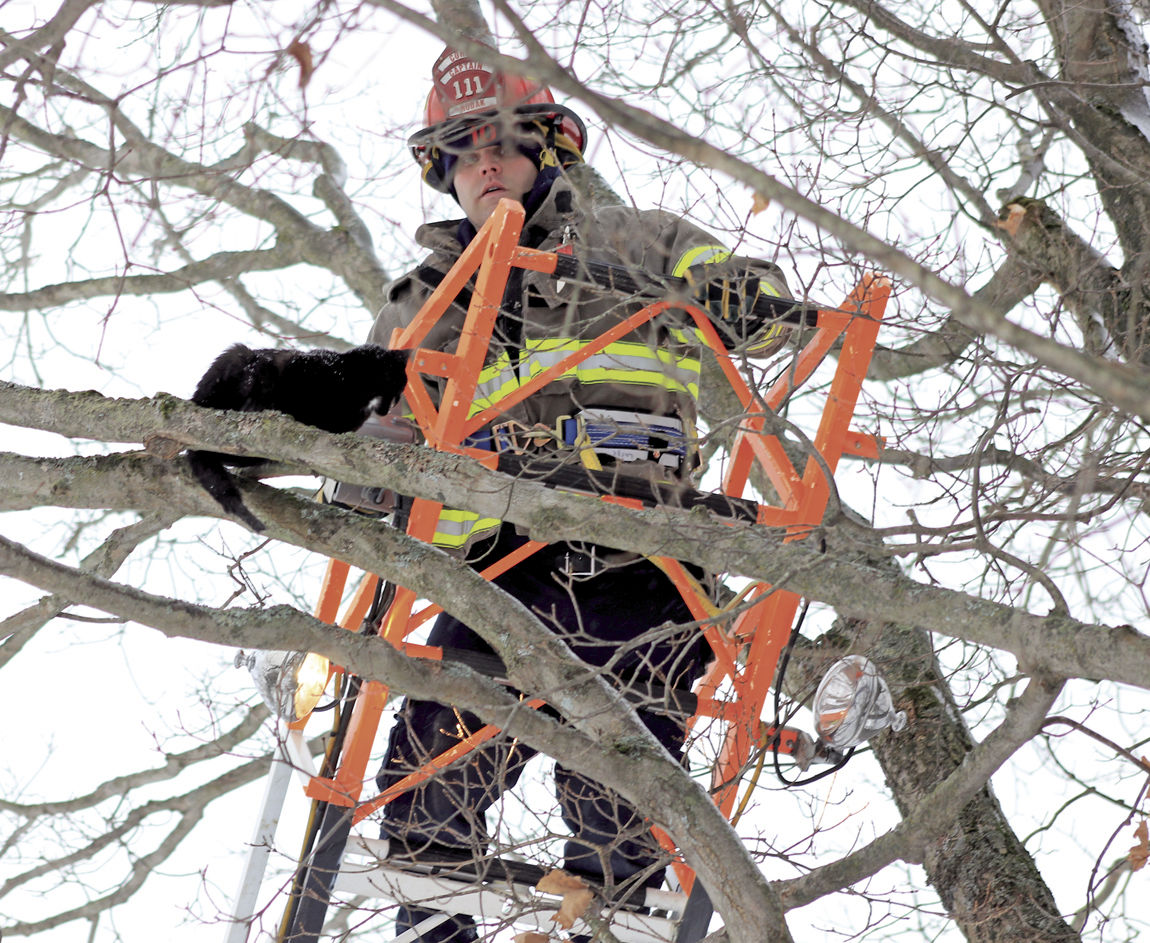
[[868, 624, 1078, 942], [1033, 0, 1150, 262], [996, 198, 1149, 362]]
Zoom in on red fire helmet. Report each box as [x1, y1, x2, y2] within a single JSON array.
[[409, 46, 587, 192]]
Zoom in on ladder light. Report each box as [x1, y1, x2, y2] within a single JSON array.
[[813, 655, 907, 751], [237, 649, 331, 723]]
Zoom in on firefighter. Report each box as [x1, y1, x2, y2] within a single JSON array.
[[372, 46, 791, 942]]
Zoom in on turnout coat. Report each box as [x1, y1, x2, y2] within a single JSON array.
[[369, 174, 790, 551]]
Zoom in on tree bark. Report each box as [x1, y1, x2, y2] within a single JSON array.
[[868, 623, 1080, 942]]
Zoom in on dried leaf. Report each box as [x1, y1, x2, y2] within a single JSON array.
[[995, 203, 1027, 237], [1129, 819, 1149, 871], [537, 869, 594, 930], [287, 39, 315, 89], [513, 934, 551, 943], [751, 191, 770, 215]]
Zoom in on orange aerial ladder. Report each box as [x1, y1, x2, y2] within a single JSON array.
[[225, 198, 888, 943]]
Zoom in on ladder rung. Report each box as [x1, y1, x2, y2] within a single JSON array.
[[334, 837, 685, 943]]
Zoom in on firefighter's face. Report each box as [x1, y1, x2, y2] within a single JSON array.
[[453, 143, 538, 227]]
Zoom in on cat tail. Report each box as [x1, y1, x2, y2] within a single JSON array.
[[187, 450, 266, 531]]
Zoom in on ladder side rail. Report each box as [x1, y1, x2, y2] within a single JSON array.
[[304, 680, 389, 805], [390, 217, 509, 352], [720, 313, 849, 500], [701, 278, 890, 817], [649, 556, 742, 682], [707, 592, 803, 818], [223, 745, 296, 943], [805, 276, 889, 483], [314, 558, 351, 624], [340, 198, 533, 781], [429, 205, 524, 447]]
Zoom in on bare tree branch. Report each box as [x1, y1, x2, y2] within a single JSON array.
[[0, 511, 176, 670], [777, 671, 1066, 911]]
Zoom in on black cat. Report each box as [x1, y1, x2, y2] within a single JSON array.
[[188, 343, 409, 530]]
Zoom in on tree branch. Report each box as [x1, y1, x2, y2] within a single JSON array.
[[0, 511, 175, 670], [0, 703, 268, 817], [0, 79, 388, 312], [0, 247, 303, 312], [776, 672, 1066, 909], [0, 0, 99, 73], [867, 254, 1041, 380], [2, 753, 274, 935]]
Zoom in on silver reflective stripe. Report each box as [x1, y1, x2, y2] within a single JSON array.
[[469, 337, 702, 416], [472, 354, 518, 415]]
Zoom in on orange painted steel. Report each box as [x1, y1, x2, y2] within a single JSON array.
[[300, 199, 888, 885], [313, 558, 351, 625]]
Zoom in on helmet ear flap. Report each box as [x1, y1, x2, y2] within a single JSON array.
[[412, 144, 453, 194]]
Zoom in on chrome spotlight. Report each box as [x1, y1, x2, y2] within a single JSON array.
[[237, 649, 330, 723], [813, 655, 907, 751]]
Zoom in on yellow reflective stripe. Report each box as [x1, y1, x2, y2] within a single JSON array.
[[669, 326, 708, 345], [746, 323, 787, 353], [466, 338, 703, 413], [673, 245, 784, 309], [432, 508, 502, 549], [529, 364, 699, 397], [523, 338, 702, 396], [672, 244, 730, 278]]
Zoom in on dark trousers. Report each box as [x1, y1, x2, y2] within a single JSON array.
[[376, 534, 706, 942]]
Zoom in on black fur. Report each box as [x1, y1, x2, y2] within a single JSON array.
[[188, 343, 409, 530]]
